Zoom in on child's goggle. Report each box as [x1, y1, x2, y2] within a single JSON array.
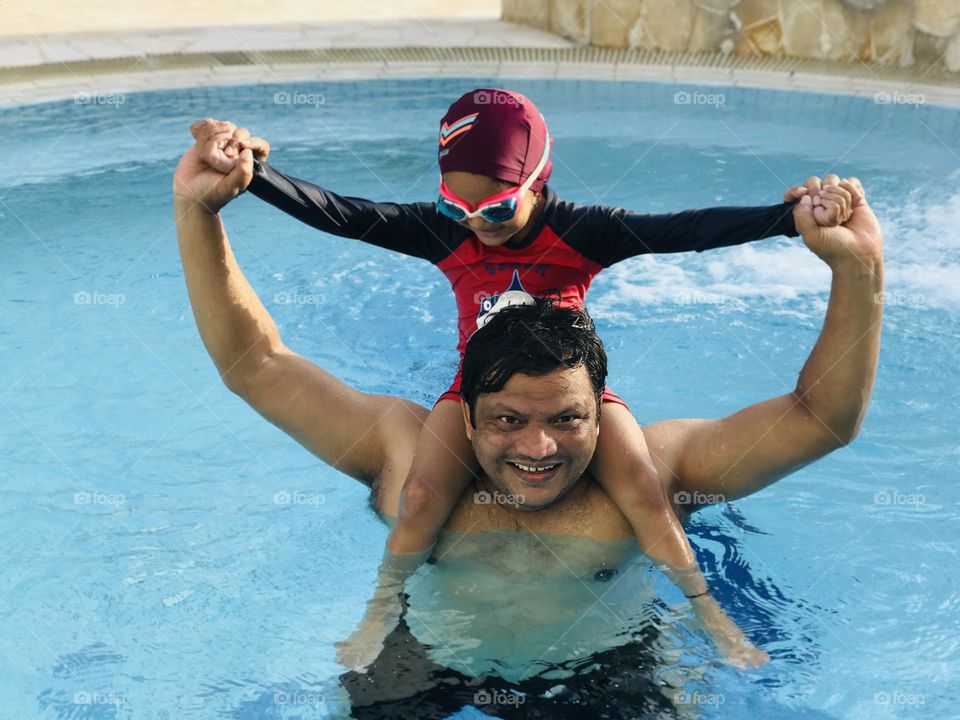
[[437, 135, 551, 224]]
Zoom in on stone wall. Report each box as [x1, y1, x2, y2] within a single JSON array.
[[502, 0, 960, 73]]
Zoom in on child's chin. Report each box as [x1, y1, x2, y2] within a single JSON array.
[[475, 230, 509, 245]]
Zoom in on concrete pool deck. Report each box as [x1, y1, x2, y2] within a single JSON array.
[[1, 1, 958, 108]]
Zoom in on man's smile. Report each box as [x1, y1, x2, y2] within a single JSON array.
[[506, 460, 562, 485]]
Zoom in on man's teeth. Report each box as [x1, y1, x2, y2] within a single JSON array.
[[511, 462, 557, 473]]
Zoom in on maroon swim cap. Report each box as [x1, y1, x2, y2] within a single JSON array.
[[437, 88, 552, 192]]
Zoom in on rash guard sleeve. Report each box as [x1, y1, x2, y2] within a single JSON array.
[[593, 202, 799, 267], [246, 159, 461, 264]]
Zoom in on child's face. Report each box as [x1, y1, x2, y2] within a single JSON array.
[[441, 171, 540, 247]]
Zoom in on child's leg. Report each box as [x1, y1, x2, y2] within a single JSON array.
[[592, 404, 769, 668], [386, 398, 477, 555], [590, 402, 696, 569], [340, 401, 473, 671]]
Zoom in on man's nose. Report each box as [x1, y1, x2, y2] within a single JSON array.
[[514, 425, 558, 459]]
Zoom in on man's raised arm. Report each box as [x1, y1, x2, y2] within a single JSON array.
[[173, 123, 425, 484], [644, 176, 883, 513]]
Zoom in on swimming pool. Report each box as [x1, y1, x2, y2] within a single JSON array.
[[1, 77, 957, 718]]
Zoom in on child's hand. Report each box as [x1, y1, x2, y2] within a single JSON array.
[[783, 184, 809, 203], [189, 119, 271, 174], [786, 175, 859, 228]]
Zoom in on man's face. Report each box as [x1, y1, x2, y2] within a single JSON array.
[[463, 366, 600, 511]]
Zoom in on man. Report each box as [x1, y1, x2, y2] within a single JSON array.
[[172, 122, 881, 676]]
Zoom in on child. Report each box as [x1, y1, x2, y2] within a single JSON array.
[[199, 89, 847, 666]]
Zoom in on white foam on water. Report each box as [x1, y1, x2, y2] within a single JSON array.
[[595, 191, 960, 315]]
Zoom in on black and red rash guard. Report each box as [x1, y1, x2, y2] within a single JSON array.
[[248, 159, 798, 357]]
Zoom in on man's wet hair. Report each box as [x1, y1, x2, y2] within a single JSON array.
[[460, 298, 607, 427]]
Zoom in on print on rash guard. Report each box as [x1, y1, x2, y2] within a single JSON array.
[[248, 158, 798, 356]]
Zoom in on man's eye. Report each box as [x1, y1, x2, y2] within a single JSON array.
[[497, 416, 520, 425], [555, 415, 581, 425]]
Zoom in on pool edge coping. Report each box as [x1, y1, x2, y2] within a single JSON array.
[[2, 44, 959, 109]]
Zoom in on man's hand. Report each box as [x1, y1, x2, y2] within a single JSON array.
[[793, 176, 882, 267], [173, 120, 270, 214], [190, 119, 271, 173], [785, 174, 855, 227]]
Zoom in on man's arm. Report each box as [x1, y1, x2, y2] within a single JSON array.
[[173, 133, 426, 485], [643, 178, 882, 515]]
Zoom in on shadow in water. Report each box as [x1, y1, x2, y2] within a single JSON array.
[[340, 616, 679, 719]]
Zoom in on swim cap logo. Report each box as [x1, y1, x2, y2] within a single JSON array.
[[439, 112, 479, 147], [476, 270, 535, 330]]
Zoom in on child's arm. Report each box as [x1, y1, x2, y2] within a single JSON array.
[[564, 176, 854, 268], [190, 118, 458, 263], [246, 159, 455, 262]]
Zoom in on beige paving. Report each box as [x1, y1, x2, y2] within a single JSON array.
[[0, 0, 500, 37]]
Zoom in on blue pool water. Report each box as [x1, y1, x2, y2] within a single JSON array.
[[1, 77, 958, 719]]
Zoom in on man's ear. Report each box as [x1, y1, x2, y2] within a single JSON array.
[[461, 399, 474, 441]]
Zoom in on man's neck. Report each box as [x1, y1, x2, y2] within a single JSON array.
[[473, 470, 593, 514]]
